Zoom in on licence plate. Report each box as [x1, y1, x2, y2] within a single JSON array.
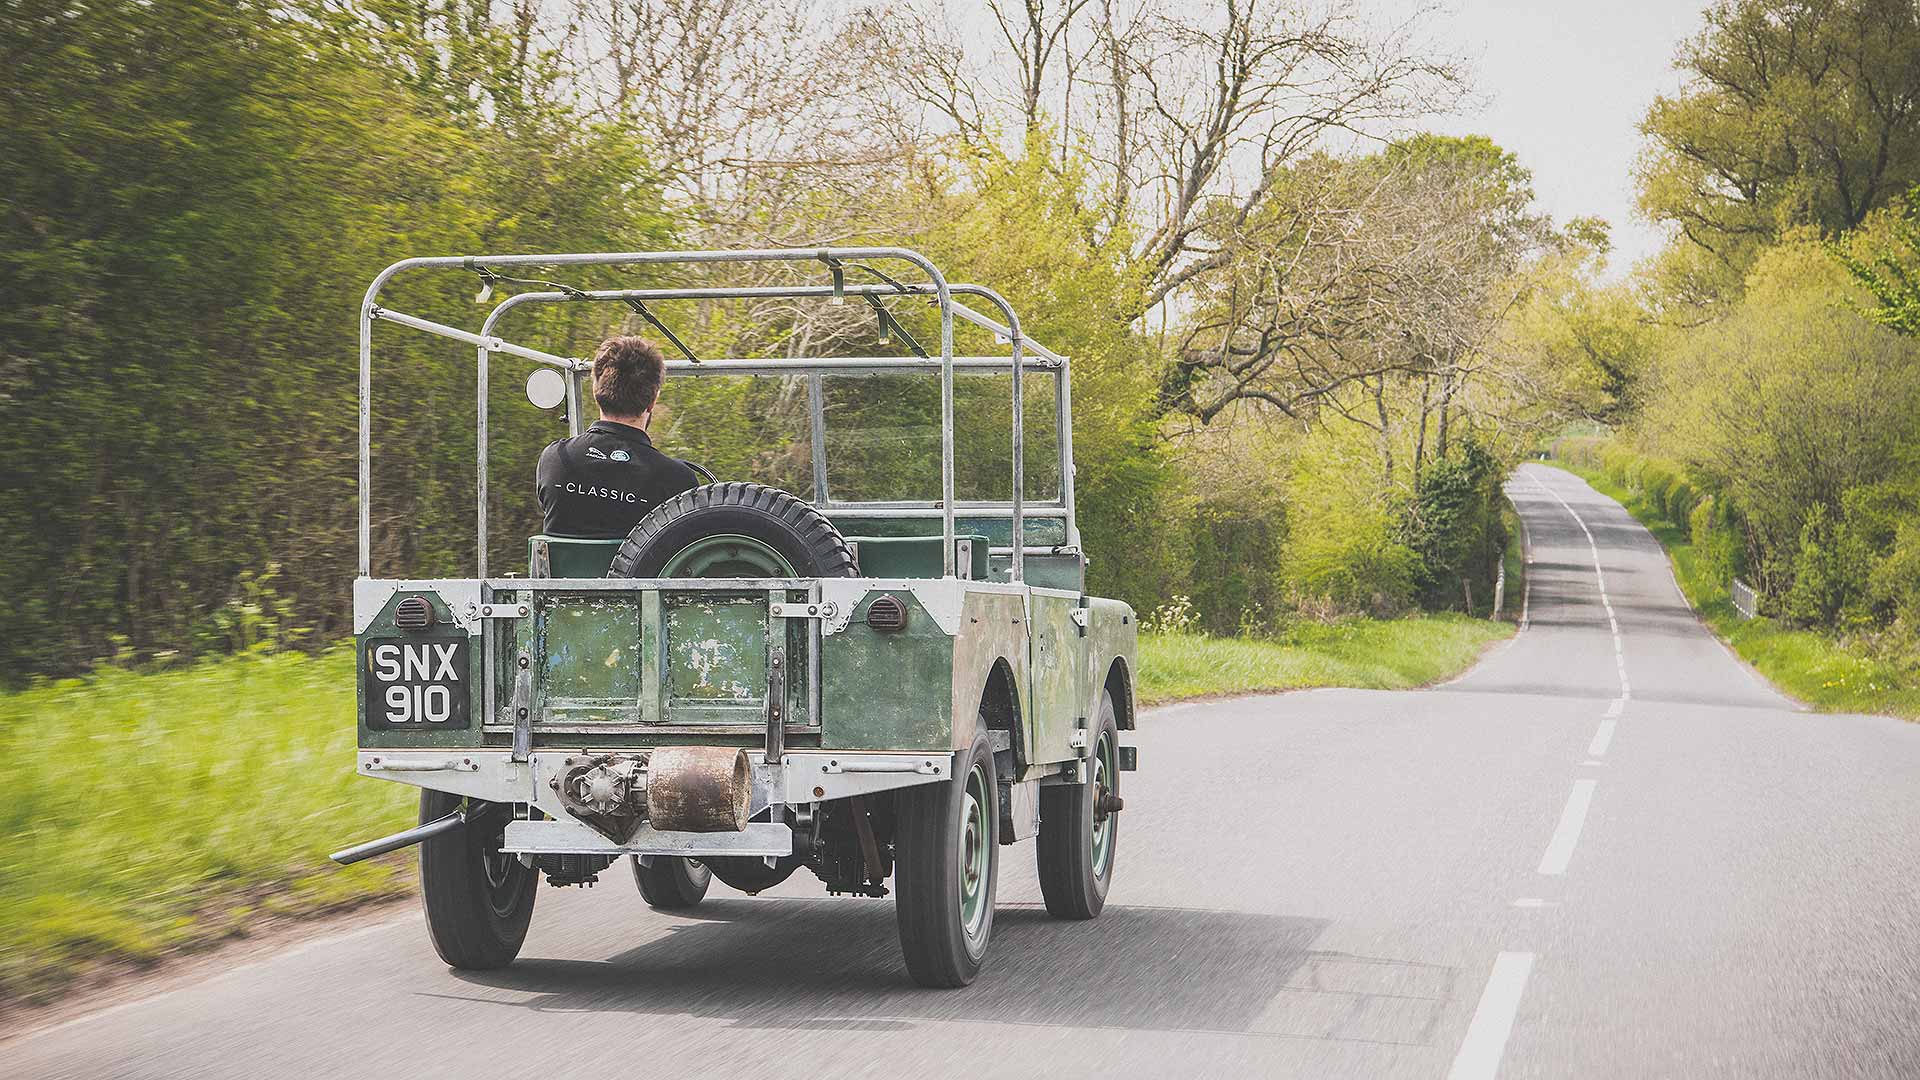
[[363, 637, 471, 730]]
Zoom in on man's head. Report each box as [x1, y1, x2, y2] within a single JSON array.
[[591, 336, 667, 426]]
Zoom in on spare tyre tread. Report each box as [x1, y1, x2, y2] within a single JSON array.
[[608, 482, 857, 580]]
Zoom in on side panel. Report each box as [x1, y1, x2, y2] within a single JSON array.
[[949, 588, 1031, 755], [1026, 590, 1088, 764], [820, 590, 956, 751], [1085, 596, 1139, 725]]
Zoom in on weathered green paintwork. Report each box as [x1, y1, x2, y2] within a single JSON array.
[[358, 564, 1136, 774], [820, 591, 954, 750], [1085, 597, 1138, 727], [1027, 590, 1087, 762]]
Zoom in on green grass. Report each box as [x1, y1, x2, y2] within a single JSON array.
[[0, 611, 1510, 1005], [1136, 614, 1513, 705], [0, 649, 415, 1005], [1555, 462, 1920, 720]]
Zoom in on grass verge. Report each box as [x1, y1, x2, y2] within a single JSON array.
[[0, 649, 416, 1007], [1554, 462, 1920, 719], [1137, 614, 1512, 705], [1, 612, 1510, 1005]]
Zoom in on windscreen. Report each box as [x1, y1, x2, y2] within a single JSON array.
[[821, 371, 1061, 504], [650, 374, 814, 494]]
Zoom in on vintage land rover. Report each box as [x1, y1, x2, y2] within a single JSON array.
[[331, 248, 1138, 987]]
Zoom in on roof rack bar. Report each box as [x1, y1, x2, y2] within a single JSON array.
[[480, 286, 1068, 364], [373, 305, 579, 370], [657, 356, 1056, 374]]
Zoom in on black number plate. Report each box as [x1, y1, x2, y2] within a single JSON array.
[[363, 637, 471, 730]]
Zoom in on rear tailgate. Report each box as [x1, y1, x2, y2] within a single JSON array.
[[489, 579, 817, 740]]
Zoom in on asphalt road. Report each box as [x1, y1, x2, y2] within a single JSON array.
[[9, 463, 1920, 1079]]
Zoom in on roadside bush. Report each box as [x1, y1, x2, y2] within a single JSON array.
[[1784, 506, 1881, 631], [1399, 440, 1509, 612], [1690, 496, 1742, 584], [1666, 479, 1698, 525], [1287, 528, 1421, 615], [1870, 520, 1920, 626]]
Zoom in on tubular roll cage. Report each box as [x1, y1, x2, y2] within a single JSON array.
[[358, 247, 1078, 582]]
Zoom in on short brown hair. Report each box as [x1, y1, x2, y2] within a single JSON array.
[[592, 336, 666, 418]]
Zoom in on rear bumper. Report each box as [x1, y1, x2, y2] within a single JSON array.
[[355, 748, 953, 857]]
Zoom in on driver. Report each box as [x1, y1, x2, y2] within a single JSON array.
[[536, 336, 702, 537]]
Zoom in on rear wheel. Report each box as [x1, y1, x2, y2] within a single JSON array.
[[419, 790, 537, 970], [894, 729, 998, 987], [1036, 690, 1120, 919], [631, 856, 712, 909]]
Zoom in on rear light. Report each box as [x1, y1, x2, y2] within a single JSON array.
[[394, 596, 435, 630], [865, 594, 907, 632]]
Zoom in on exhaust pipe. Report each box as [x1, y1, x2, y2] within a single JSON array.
[[328, 809, 466, 865], [647, 746, 752, 833]]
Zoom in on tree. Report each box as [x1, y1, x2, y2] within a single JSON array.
[[1641, 237, 1920, 595], [1833, 184, 1920, 336], [1638, 0, 1920, 300]]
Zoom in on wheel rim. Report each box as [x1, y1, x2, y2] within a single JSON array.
[[959, 761, 991, 942], [1090, 729, 1116, 882], [660, 534, 796, 578], [477, 815, 528, 918]]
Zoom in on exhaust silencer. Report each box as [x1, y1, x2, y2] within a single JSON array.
[[646, 746, 752, 832]]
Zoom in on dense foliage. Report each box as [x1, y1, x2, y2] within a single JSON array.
[[0, 0, 673, 676]]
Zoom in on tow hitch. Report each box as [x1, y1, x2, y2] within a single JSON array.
[[328, 808, 468, 865]]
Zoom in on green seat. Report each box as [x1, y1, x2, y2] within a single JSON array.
[[846, 534, 990, 579], [528, 535, 624, 578]]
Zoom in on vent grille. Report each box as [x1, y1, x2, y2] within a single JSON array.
[[865, 594, 907, 632], [394, 596, 435, 630]]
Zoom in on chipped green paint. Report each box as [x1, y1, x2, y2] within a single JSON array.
[[539, 595, 643, 703], [666, 595, 767, 705]]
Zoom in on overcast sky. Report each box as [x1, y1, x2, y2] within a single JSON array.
[[1406, 1, 1707, 275]]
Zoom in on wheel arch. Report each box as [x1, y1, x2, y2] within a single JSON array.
[[979, 656, 1025, 762], [1103, 657, 1136, 730]]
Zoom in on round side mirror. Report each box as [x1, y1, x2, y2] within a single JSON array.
[[526, 368, 568, 410]]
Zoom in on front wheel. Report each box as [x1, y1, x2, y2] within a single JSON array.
[[1036, 690, 1120, 919], [894, 729, 998, 987], [419, 790, 537, 970], [631, 856, 712, 909]]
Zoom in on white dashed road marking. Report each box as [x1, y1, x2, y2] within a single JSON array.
[[1538, 779, 1598, 876], [1449, 952, 1536, 1080]]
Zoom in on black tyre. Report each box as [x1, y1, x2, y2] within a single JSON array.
[[894, 728, 998, 988], [631, 856, 712, 909], [419, 790, 537, 970], [704, 855, 800, 895], [608, 482, 856, 579], [1036, 689, 1120, 920]]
